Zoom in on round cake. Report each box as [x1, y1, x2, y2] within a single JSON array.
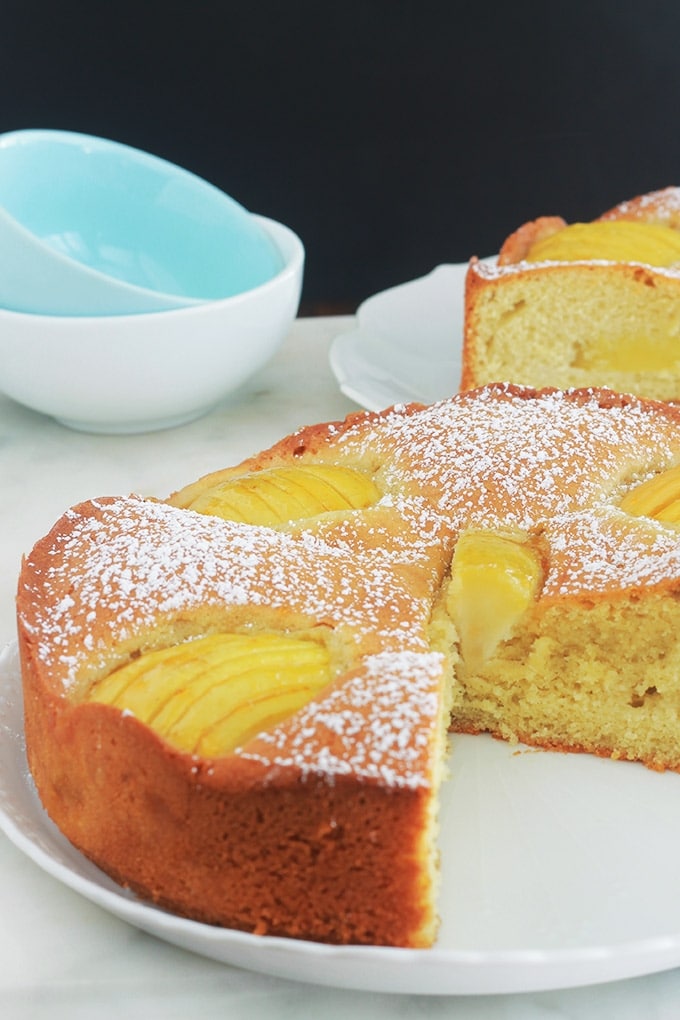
[[16, 384, 680, 946]]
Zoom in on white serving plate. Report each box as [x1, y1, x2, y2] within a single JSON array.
[[3, 642, 680, 995], [330, 262, 470, 410]]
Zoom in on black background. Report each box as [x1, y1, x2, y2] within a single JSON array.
[[3, 1, 679, 311]]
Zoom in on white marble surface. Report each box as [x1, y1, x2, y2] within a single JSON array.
[[2, 316, 680, 1018]]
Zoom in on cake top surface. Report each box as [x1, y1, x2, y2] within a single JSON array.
[[17, 384, 680, 782]]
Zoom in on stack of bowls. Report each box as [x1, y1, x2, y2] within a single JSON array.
[[0, 129, 304, 432]]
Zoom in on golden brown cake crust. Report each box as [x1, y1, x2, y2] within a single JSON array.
[[16, 384, 680, 945], [21, 668, 433, 944], [497, 215, 567, 265]]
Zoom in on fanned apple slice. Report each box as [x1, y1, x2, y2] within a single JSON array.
[[86, 632, 331, 757], [620, 463, 680, 523], [526, 220, 680, 266], [185, 464, 379, 526], [447, 530, 543, 672]]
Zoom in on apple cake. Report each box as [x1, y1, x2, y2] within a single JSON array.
[[16, 383, 680, 946]]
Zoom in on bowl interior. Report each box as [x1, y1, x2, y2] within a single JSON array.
[[0, 130, 284, 300]]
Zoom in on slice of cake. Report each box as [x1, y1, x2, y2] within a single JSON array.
[[462, 187, 680, 400], [16, 384, 680, 947]]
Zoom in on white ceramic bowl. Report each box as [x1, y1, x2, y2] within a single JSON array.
[[0, 216, 304, 433], [0, 129, 284, 315]]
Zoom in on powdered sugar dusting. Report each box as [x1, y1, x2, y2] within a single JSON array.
[[545, 509, 680, 596], [312, 386, 680, 598], [471, 258, 680, 281], [333, 384, 675, 500], [21, 498, 438, 682], [601, 186, 680, 221], [240, 651, 444, 788], [17, 384, 680, 784]]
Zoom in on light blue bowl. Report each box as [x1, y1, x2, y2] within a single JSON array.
[[0, 129, 284, 315]]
